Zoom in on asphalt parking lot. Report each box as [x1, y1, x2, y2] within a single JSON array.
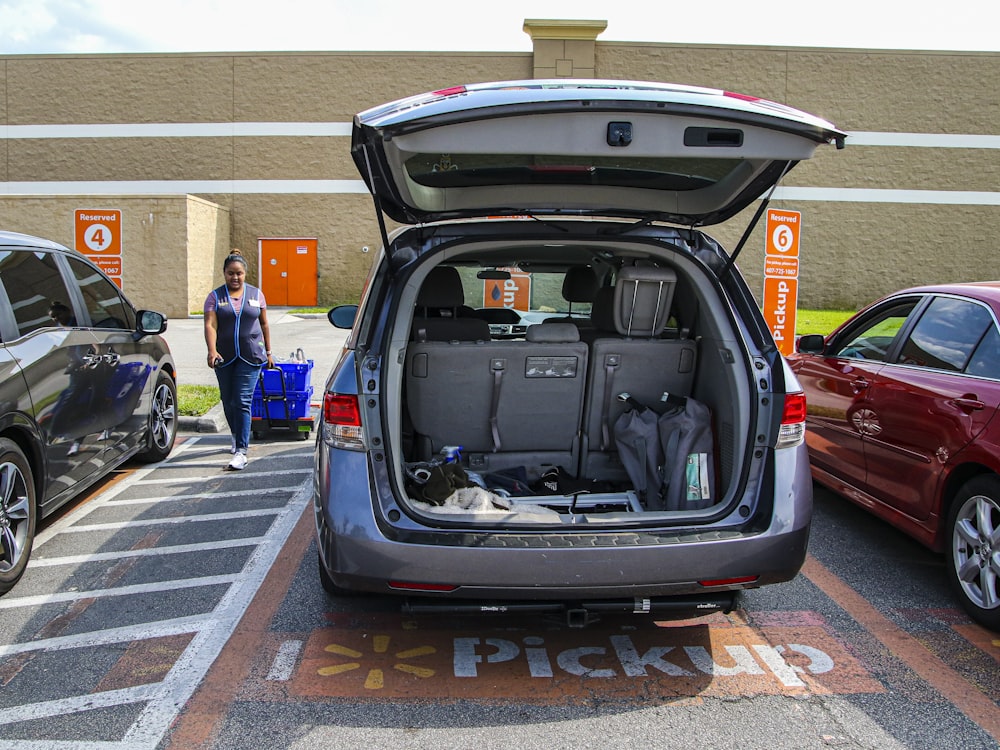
[[2, 310, 999, 750]]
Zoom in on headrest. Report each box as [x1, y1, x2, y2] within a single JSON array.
[[613, 266, 677, 337], [589, 286, 617, 332], [561, 266, 599, 303], [417, 266, 465, 308], [526, 323, 580, 343]]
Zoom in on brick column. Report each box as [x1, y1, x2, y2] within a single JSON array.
[[523, 19, 607, 78]]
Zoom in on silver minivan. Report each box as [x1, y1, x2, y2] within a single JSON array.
[[315, 80, 844, 624]]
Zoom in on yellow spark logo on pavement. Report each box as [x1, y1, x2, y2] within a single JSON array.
[[318, 634, 436, 689]]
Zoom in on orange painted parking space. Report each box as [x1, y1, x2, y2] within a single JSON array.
[[162, 505, 1000, 748], [278, 611, 882, 702]]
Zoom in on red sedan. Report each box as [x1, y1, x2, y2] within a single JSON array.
[[789, 282, 1000, 630]]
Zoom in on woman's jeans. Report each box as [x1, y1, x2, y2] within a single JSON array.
[[215, 358, 263, 452]]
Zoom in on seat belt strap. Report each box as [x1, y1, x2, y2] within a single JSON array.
[[600, 353, 621, 450], [489, 358, 505, 452]]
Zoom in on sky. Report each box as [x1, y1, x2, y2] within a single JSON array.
[[1, 0, 998, 55]]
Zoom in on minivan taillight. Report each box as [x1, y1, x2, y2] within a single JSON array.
[[322, 393, 366, 451], [776, 392, 807, 449]]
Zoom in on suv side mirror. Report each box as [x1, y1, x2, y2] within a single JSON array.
[[136, 310, 167, 336], [328, 305, 358, 329], [796, 333, 826, 354]]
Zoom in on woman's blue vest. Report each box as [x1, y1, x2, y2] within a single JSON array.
[[212, 284, 267, 366]]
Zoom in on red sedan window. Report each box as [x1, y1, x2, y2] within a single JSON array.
[[897, 297, 994, 372], [967, 325, 1000, 378]]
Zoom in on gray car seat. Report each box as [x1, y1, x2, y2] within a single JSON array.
[[581, 265, 698, 478], [411, 266, 491, 342]]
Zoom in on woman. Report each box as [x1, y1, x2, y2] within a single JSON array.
[[204, 250, 274, 469]]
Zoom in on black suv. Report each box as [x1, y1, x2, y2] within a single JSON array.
[[0, 230, 177, 596]]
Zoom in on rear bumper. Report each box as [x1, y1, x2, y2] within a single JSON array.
[[314, 445, 813, 600]]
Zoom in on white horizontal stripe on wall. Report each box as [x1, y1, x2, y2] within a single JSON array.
[[844, 132, 1000, 148], [2, 181, 998, 205], [0, 124, 997, 149], [1, 122, 353, 138], [772, 187, 1000, 205], [0, 180, 370, 195]]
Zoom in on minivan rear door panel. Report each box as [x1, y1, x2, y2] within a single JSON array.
[[352, 79, 845, 227]]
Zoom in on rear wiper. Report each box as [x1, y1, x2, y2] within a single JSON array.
[[600, 217, 656, 235]]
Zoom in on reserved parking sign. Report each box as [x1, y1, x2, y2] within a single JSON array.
[[762, 209, 801, 355], [75, 208, 123, 288]]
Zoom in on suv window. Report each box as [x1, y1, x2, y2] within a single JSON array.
[[457, 267, 592, 316], [897, 296, 994, 372], [0, 249, 76, 337], [834, 301, 916, 361], [66, 256, 135, 330]]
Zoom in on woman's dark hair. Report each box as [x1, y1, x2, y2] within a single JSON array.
[[223, 249, 248, 271]]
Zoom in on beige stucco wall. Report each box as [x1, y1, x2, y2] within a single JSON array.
[[0, 195, 227, 318], [1, 36, 997, 312], [596, 43, 1000, 308]]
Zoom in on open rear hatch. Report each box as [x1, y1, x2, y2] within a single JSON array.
[[351, 79, 845, 230]]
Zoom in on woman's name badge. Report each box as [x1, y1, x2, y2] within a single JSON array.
[[248, 297, 261, 308]]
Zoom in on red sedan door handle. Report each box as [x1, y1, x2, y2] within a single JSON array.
[[951, 395, 985, 412], [850, 377, 870, 394]]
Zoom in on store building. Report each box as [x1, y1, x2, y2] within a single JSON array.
[[1, 19, 997, 316]]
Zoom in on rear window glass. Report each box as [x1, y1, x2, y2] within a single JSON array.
[[898, 297, 994, 372], [407, 154, 742, 191], [456, 267, 591, 316], [966, 324, 1000, 379]]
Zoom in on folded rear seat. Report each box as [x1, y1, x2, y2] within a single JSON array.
[[581, 266, 698, 479], [406, 323, 588, 473]]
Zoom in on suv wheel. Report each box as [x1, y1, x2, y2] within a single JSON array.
[[946, 475, 1000, 629], [0, 438, 36, 596], [137, 371, 177, 463]]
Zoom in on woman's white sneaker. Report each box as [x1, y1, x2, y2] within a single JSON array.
[[228, 452, 248, 470]]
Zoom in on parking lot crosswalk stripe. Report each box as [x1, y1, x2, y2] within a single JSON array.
[[0, 683, 162, 726], [59, 508, 280, 533], [28, 537, 267, 567], [136, 468, 310, 485], [104, 490, 297, 505], [0, 614, 214, 657], [0, 574, 239, 609]]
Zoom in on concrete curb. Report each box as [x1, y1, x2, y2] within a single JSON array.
[[178, 402, 226, 433]]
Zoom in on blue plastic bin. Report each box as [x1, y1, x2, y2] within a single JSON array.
[[252, 387, 313, 420], [259, 359, 314, 393]]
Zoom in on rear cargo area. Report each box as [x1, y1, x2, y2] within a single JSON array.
[[388, 236, 754, 523]]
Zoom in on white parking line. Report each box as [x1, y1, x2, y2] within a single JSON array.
[[56, 508, 281, 533], [28, 537, 267, 567], [134, 467, 310, 485], [265, 639, 304, 681], [0, 435, 313, 750], [30, 439, 205, 548], [103, 487, 304, 505], [0, 574, 241, 609], [0, 683, 163, 728], [0, 615, 214, 657]]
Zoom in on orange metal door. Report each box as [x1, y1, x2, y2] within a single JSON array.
[[287, 239, 318, 306], [259, 239, 288, 306]]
